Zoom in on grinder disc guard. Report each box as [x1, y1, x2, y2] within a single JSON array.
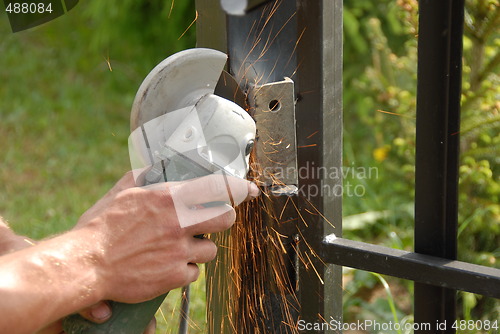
[[128, 48, 256, 185]]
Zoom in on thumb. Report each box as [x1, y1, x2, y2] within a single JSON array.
[[79, 301, 112, 324]]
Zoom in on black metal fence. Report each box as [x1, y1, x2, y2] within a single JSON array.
[[196, 0, 500, 333]]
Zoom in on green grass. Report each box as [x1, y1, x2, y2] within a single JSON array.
[[0, 4, 204, 333], [0, 8, 132, 237]]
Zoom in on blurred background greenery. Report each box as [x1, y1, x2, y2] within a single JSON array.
[[0, 0, 497, 333]]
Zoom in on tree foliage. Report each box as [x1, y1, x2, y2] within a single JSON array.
[[343, 0, 499, 324]]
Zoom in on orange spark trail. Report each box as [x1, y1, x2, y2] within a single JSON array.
[[168, 0, 174, 18], [377, 109, 415, 119], [306, 130, 319, 139], [178, 10, 198, 40]]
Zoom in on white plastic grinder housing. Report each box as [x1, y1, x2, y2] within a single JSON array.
[[128, 48, 256, 185]]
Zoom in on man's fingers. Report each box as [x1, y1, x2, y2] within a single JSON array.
[[143, 317, 156, 334], [188, 238, 218, 264], [181, 204, 236, 232], [78, 301, 112, 324], [112, 172, 137, 192], [177, 174, 260, 207], [35, 320, 63, 334], [186, 263, 200, 283], [141, 175, 260, 229]]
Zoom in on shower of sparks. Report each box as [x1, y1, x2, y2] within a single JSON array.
[[178, 10, 198, 40], [303, 197, 336, 230], [23, 238, 35, 246], [157, 306, 167, 327], [168, 0, 175, 18], [306, 131, 319, 139], [377, 109, 415, 119], [104, 55, 112, 72], [298, 144, 317, 148], [204, 1, 338, 333], [285, 27, 306, 70]]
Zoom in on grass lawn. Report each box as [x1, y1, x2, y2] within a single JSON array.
[[0, 4, 205, 333]]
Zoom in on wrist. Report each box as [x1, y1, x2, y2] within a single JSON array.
[[0, 228, 106, 332], [27, 228, 107, 307], [64, 227, 107, 303], [0, 224, 29, 255]]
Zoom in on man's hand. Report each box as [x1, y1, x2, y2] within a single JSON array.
[[0, 172, 259, 333], [74, 172, 260, 303]]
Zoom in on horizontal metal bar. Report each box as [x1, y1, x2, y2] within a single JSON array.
[[320, 236, 500, 299]]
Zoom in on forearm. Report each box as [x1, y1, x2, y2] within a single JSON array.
[[0, 220, 14, 253], [0, 217, 34, 255], [0, 217, 20, 254], [0, 229, 104, 334]]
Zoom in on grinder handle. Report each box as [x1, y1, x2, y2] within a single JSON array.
[[62, 294, 167, 334]]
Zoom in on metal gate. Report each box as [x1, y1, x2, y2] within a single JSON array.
[[195, 0, 500, 332]]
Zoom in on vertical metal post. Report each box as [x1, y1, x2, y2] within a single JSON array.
[[195, 0, 227, 53], [226, 0, 343, 332], [197, 1, 343, 332], [294, 1, 343, 332], [226, 3, 303, 332], [414, 0, 464, 332]]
